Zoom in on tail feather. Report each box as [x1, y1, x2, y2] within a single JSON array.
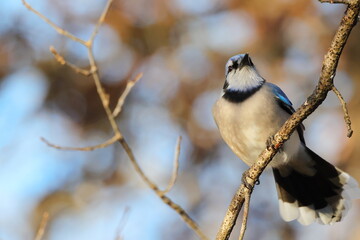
[[273, 146, 360, 225]]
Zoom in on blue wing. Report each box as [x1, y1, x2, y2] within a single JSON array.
[[267, 82, 305, 144], [268, 82, 295, 115]]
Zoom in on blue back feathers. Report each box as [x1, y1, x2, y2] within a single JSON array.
[[268, 82, 305, 143], [268, 82, 294, 112]]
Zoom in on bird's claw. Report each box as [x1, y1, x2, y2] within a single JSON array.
[[266, 135, 282, 152], [242, 169, 259, 189]]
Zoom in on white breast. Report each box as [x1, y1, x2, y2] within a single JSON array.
[[212, 85, 301, 167]]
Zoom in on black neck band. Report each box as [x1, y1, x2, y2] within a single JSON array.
[[223, 85, 263, 103]]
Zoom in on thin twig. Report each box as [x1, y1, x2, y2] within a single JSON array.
[[238, 190, 251, 240], [88, 0, 114, 46], [21, 0, 87, 45], [49, 46, 91, 76], [160, 136, 182, 195], [41, 135, 120, 151], [34, 212, 49, 240], [113, 73, 143, 117], [115, 207, 130, 240], [332, 85, 353, 137], [216, 1, 360, 239]]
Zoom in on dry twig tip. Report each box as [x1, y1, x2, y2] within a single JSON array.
[[160, 136, 182, 195], [332, 85, 353, 137], [41, 135, 120, 151], [238, 191, 251, 240], [113, 73, 143, 117]]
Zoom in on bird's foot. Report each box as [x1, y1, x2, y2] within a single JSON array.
[[242, 169, 260, 189], [266, 135, 282, 152]]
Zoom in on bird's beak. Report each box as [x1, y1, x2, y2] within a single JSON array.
[[241, 53, 254, 67]]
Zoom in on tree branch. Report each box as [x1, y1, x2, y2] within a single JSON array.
[[24, 1, 208, 239], [216, 1, 360, 239], [319, 0, 353, 4]]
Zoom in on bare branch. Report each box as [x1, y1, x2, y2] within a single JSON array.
[[88, 0, 114, 46], [49, 46, 91, 76], [86, 48, 120, 135], [25, 0, 207, 238], [160, 136, 182, 195], [113, 73, 143, 117], [332, 85, 353, 137], [24, 0, 120, 138], [319, 0, 352, 4], [216, 2, 360, 239], [34, 212, 49, 240], [238, 191, 251, 240], [21, 0, 87, 45], [41, 135, 120, 151]]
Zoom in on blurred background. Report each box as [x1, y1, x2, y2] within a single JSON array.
[[1, 0, 360, 239]]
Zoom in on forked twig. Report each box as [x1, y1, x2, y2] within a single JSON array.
[[23, 0, 207, 239], [21, 0, 87, 45], [88, 0, 114, 46], [50, 46, 91, 76], [117, 137, 208, 240]]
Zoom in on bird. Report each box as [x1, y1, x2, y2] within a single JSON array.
[[212, 53, 360, 225]]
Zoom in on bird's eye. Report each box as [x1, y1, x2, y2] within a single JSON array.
[[228, 65, 233, 72]]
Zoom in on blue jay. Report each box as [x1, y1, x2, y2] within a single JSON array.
[[212, 53, 360, 225]]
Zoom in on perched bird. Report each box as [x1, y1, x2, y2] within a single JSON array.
[[212, 53, 360, 225]]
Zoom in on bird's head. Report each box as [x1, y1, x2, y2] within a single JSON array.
[[223, 53, 265, 92]]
